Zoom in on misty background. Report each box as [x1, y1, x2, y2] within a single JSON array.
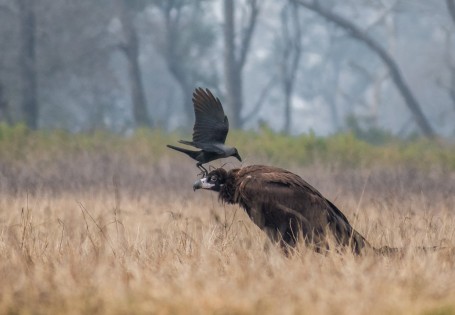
[[0, 0, 454, 139]]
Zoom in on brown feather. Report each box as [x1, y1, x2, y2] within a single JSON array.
[[209, 165, 370, 254]]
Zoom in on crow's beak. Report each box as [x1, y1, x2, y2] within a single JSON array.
[[193, 179, 202, 191], [234, 153, 242, 162]]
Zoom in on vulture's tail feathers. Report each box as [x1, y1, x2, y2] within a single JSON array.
[[374, 245, 449, 257]]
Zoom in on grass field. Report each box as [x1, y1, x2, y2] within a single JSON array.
[[1, 129, 455, 314]]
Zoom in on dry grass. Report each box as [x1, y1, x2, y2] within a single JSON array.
[[1, 153, 455, 315]]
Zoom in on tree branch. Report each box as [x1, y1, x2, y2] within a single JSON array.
[[293, 0, 436, 138], [363, 0, 397, 32], [241, 73, 277, 124], [0, 2, 14, 15]]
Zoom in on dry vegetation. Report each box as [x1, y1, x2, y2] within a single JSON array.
[[1, 130, 455, 314]]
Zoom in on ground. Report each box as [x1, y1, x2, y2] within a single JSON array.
[[0, 148, 455, 315]]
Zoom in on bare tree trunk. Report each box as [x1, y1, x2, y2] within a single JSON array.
[[280, 2, 302, 134], [327, 64, 340, 132], [167, 68, 193, 125], [448, 0, 455, 24], [0, 83, 11, 124], [223, 0, 258, 128], [446, 0, 455, 111], [223, 0, 241, 128], [283, 84, 292, 134], [18, 0, 38, 129], [444, 38, 455, 112], [161, 3, 194, 126], [449, 72, 455, 111], [119, 0, 151, 128], [294, 0, 436, 138]]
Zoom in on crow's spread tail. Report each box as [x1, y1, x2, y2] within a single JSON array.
[[166, 144, 200, 160], [178, 140, 197, 147]]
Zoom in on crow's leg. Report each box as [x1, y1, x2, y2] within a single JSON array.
[[196, 163, 208, 177]]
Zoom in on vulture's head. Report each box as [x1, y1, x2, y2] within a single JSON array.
[[193, 168, 228, 192]]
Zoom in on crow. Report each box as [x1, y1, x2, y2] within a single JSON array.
[[193, 165, 371, 254], [167, 88, 242, 175]]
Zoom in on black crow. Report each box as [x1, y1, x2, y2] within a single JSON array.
[[167, 88, 242, 175], [193, 165, 371, 254]]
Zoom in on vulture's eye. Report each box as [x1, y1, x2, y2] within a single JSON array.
[[210, 175, 218, 182]]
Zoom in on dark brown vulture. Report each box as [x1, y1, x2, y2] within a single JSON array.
[[193, 165, 371, 254]]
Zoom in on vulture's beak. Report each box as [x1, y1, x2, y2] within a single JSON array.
[[193, 177, 214, 191], [193, 179, 203, 191]]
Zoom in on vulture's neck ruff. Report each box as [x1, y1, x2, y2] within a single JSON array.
[[218, 170, 238, 204]]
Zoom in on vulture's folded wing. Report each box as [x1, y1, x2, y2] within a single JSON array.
[[236, 169, 354, 231], [237, 172, 326, 213]]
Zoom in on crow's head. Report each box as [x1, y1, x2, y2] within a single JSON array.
[[193, 168, 228, 192]]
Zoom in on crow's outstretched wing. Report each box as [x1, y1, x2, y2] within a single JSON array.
[[192, 88, 229, 144]]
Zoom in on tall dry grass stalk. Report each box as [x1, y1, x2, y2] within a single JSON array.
[[0, 154, 455, 314]]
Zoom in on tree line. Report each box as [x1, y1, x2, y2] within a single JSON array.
[[0, 0, 454, 138]]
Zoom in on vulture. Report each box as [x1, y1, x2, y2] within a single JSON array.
[[193, 165, 371, 254], [167, 88, 242, 175]]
